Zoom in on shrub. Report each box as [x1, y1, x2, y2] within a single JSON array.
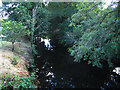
[[10, 56, 19, 65], [0, 74, 37, 89]]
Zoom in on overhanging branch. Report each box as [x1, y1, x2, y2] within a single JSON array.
[[99, 10, 118, 25]]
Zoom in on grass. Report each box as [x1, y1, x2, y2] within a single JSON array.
[[0, 73, 37, 89], [0, 40, 38, 89], [9, 56, 19, 65], [0, 41, 10, 49]]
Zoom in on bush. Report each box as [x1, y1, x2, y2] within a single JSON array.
[[10, 56, 19, 65], [0, 74, 37, 89]]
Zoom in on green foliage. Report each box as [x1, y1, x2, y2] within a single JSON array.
[[1, 20, 26, 51], [1, 20, 26, 43], [3, 2, 77, 46], [0, 64, 39, 89], [3, 2, 120, 68], [45, 2, 77, 44], [10, 56, 19, 65], [34, 7, 51, 38], [68, 2, 120, 68], [0, 75, 37, 89], [3, 2, 51, 53], [32, 44, 38, 55], [3, 2, 34, 30]]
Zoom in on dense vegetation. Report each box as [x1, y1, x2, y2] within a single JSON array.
[[2, 1, 119, 68], [1, 20, 26, 51], [0, 0, 120, 89], [68, 2, 120, 68]]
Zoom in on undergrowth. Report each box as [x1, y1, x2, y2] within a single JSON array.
[[0, 66, 39, 89]]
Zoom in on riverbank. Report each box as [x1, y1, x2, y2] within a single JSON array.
[[0, 40, 39, 88]]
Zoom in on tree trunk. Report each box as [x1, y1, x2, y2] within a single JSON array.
[[31, 5, 38, 53], [12, 42, 14, 52]]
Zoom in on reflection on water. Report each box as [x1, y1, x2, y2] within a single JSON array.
[[40, 38, 53, 50], [34, 39, 120, 88], [113, 67, 120, 75], [101, 73, 120, 88]]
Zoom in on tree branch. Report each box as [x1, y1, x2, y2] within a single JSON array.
[[100, 10, 118, 25]]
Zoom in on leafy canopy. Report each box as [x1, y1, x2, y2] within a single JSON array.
[[68, 2, 120, 68], [1, 20, 26, 43]]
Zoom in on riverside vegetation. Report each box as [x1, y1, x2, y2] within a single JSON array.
[[0, 1, 120, 88]]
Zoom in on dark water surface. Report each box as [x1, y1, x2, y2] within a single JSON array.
[[34, 40, 120, 88]]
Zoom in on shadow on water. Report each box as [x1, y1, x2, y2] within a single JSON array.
[[34, 39, 120, 88]]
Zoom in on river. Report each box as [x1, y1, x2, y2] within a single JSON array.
[[33, 38, 120, 88]]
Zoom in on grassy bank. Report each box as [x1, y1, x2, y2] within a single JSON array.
[[0, 40, 39, 89]]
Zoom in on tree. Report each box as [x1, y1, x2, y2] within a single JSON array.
[[3, 2, 77, 47], [1, 20, 26, 51], [2, 2, 50, 54], [67, 2, 120, 68], [44, 2, 77, 45]]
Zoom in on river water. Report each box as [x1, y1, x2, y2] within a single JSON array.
[[34, 39, 120, 88]]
